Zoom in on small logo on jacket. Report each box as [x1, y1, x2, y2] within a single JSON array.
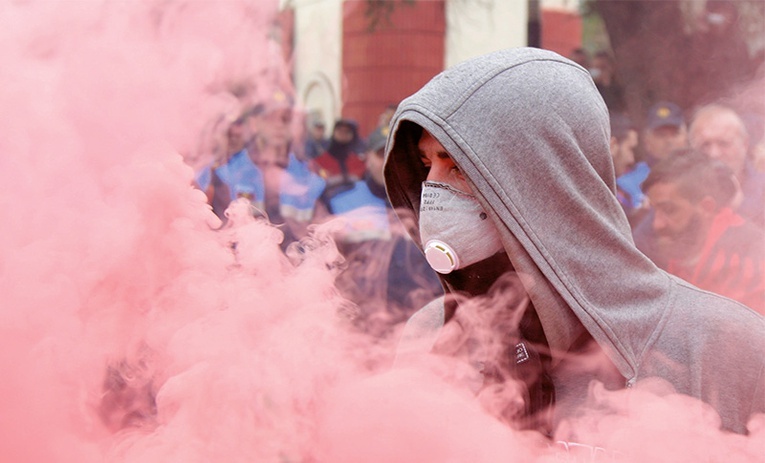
[[515, 342, 529, 364]]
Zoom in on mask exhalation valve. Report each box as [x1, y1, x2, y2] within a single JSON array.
[[423, 240, 459, 274]]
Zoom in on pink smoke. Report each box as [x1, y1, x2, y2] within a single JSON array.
[[1, 1, 763, 462]]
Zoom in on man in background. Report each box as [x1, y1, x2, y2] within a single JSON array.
[[303, 111, 329, 160], [315, 118, 367, 190], [616, 101, 688, 215], [688, 104, 765, 227], [639, 150, 764, 314], [589, 50, 626, 113], [609, 113, 641, 223]]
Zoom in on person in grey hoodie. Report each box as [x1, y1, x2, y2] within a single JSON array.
[[383, 48, 764, 436]]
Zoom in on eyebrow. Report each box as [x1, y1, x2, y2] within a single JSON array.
[[417, 148, 451, 160]]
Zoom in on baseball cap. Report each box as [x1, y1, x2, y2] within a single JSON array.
[[646, 101, 685, 131], [246, 88, 295, 118]]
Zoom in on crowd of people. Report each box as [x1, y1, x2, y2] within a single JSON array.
[[608, 101, 765, 314], [182, 43, 764, 444], [192, 90, 442, 338], [571, 43, 765, 315], [191, 60, 765, 334], [100, 88, 444, 433]]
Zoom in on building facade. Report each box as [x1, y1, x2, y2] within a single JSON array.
[[287, 0, 581, 137]]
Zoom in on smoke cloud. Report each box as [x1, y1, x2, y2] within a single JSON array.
[[1, 1, 762, 462]]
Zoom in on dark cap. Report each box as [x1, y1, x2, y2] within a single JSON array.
[[263, 88, 294, 110], [245, 88, 295, 118], [333, 118, 358, 132], [366, 126, 390, 153], [646, 101, 685, 131]]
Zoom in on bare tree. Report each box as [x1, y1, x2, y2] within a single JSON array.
[[590, 0, 764, 124]]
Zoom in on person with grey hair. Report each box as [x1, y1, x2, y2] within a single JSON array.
[[383, 47, 764, 438], [688, 103, 765, 227]]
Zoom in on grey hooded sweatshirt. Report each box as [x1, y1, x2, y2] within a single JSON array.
[[383, 48, 764, 434]]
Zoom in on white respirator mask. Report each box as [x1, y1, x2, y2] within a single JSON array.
[[419, 181, 504, 274]]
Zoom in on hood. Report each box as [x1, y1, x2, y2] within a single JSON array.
[[383, 48, 671, 379], [327, 118, 363, 160]]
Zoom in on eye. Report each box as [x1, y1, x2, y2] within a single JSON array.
[[447, 160, 463, 177]]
